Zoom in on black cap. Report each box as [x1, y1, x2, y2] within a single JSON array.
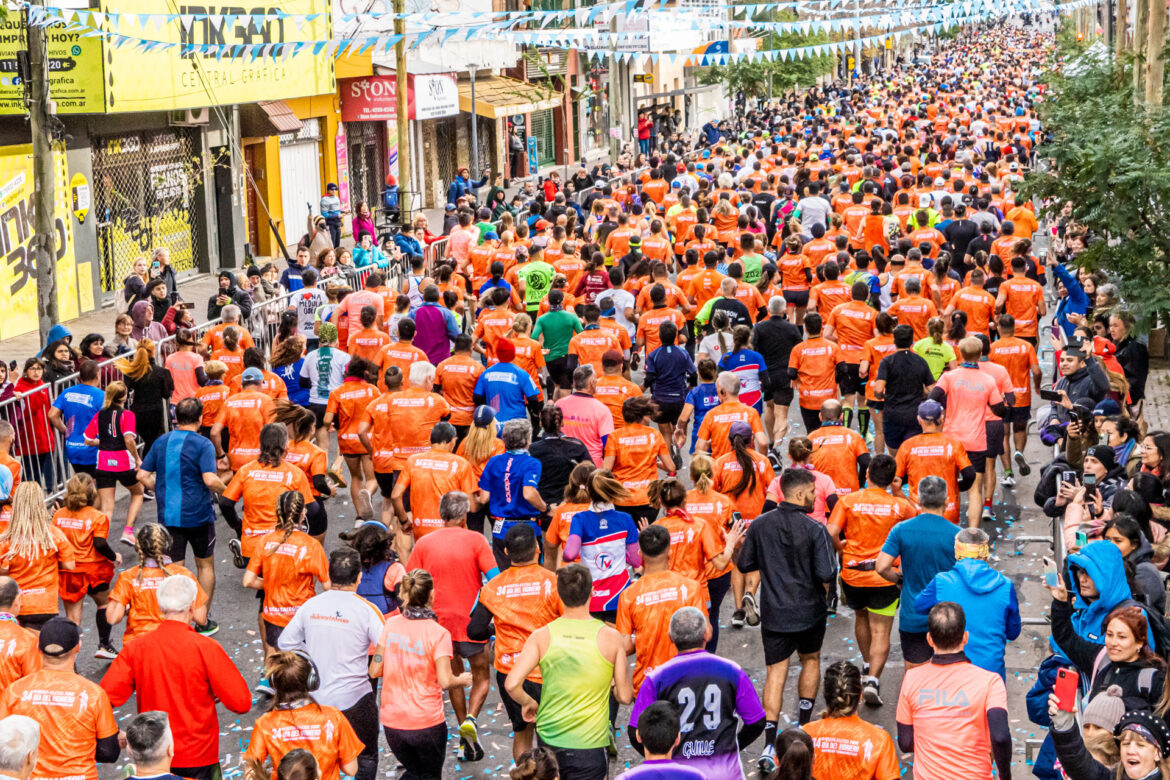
[[1117, 710, 1170, 757], [38, 617, 80, 657]]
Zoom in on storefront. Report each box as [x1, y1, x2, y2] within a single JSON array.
[[458, 74, 564, 182]]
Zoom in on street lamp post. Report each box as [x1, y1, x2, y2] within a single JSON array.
[[469, 64, 479, 182]]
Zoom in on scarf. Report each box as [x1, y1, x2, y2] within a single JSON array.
[[403, 606, 437, 621]]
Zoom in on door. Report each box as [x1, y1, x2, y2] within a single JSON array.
[[530, 108, 556, 168], [279, 140, 321, 246], [212, 145, 235, 266], [244, 145, 260, 253]]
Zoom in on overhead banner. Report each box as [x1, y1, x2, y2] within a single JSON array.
[[0, 19, 104, 114], [100, 0, 334, 113], [339, 73, 458, 122], [0, 144, 85, 340]]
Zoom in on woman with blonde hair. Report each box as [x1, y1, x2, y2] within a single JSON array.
[[107, 523, 208, 644], [371, 569, 471, 780], [0, 482, 75, 630], [244, 651, 362, 780], [53, 473, 118, 657], [115, 339, 173, 459], [685, 452, 737, 649], [456, 406, 505, 535], [83, 380, 145, 544]]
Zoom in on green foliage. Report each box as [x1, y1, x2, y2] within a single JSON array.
[[698, 9, 834, 97], [1022, 54, 1170, 321]]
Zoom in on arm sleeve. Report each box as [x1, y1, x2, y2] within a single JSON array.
[[896, 722, 914, 754], [95, 735, 120, 764], [466, 600, 495, 642], [956, 464, 977, 491], [988, 708, 1012, 780], [1050, 597, 1102, 675], [1005, 584, 1022, 641]]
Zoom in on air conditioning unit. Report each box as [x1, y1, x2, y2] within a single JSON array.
[[169, 107, 210, 127]]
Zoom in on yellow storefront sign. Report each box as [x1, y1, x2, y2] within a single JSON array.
[[0, 20, 104, 114], [101, 0, 334, 113], [0, 145, 84, 340]]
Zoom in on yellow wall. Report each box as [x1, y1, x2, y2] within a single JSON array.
[[249, 93, 343, 258]]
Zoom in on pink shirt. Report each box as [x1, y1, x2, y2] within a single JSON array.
[[934, 366, 1003, 452], [449, 226, 478, 264], [896, 658, 1008, 780], [342, 290, 385, 329], [556, 393, 615, 465], [165, 350, 204, 402], [766, 467, 838, 524], [978, 360, 1014, 422], [377, 615, 453, 730]]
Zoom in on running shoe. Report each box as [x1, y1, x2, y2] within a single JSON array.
[[457, 736, 484, 762], [459, 717, 479, 748], [1014, 450, 1031, 476], [196, 619, 220, 637], [326, 469, 348, 489], [743, 592, 760, 627], [93, 643, 118, 660], [356, 488, 374, 521], [607, 730, 618, 759], [758, 744, 777, 775], [1001, 473, 1016, 487], [120, 526, 135, 546], [229, 538, 246, 569], [143, 490, 155, 501], [862, 677, 883, 707], [731, 609, 746, 629], [254, 677, 274, 696]]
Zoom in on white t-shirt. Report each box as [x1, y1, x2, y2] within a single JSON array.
[[697, 332, 730, 365], [601, 288, 637, 337], [300, 346, 352, 405], [293, 287, 327, 340], [277, 589, 385, 710]]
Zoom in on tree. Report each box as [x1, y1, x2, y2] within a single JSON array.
[[698, 11, 835, 97], [1023, 50, 1170, 322]]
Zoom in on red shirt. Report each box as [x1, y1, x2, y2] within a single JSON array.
[[100, 620, 252, 766]]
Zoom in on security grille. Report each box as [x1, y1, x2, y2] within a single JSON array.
[[436, 117, 458, 191], [92, 129, 201, 293], [530, 107, 556, 168], [347, 121, 387, 214], [476, 116, 495, 179]]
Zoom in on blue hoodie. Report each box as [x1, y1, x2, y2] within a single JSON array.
[[915, 558, 1021, 678], [1055, 541, 1155, 656], [38, 324, 73, 357]]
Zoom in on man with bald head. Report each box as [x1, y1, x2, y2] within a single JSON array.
[[0, 577, 37, 689], [808, 400, 871, 495]]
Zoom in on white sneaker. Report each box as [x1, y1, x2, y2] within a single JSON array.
[[758, 744, 777, 774], [1000, 473, 1016, 487], [862, 677, 883, 706]]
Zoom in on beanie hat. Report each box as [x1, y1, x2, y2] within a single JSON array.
[[495, 338, 516, 363], [1087, 444, 1117, 472], [1083, 685, 1126, 732]]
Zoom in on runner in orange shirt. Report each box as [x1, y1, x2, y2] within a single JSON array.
[[945, 269, 997, 337], [107, 523, 209, 644], [712, 423, 775, 522], [473, 288, 516, 363], [211, 368, 278, 471], [569, 305, 623, 374], [802, 661, 900, 779], [887, 276, 939, 341], [277, 405, 332, 544], [0, 483, 76, 627], [788, 314, 845, 434], [376, 320, 429, 392], [323, 360, 379, 521], [649, 475, 742, 605], [695, 373, 768, 459], [0, 578, 38, 689], [436, 335, 485, 438], [222, 424, 315, 565], [988, 314, 1042, 482], [508, 314, 546, 397], [826, 456, 916, 702], [777, 236, 813, 325], [201, 313, 255, 353], [52, 474, 117, 655], [346, 306, 391, 364], [603, 398, 675, 525], [391, 424, 477, 544], [995, 256, 1046, 341], [824, 283, 877, 422], [809, 267, 853, 319], [356, 367, 406, 535], [808, 400, 871, 494], [243, 490, 329, 656], [469, 522, 562, 760], [225, 353, 289, 402], [636, 293, 687, 357], [210, 328, 246, 386], [195, 361, 230, 434], [617, 524, 704, 693], [894, 400, 976, 524], [594, 351, 642, 428]]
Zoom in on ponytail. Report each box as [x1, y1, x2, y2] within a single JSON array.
[[729, 433, 757, 498], [647, 478, 686, 510], [690, 453, 715, 493], [586, 470, 632, 505]]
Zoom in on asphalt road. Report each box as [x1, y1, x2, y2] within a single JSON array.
[[73, 364, 1075, 780]]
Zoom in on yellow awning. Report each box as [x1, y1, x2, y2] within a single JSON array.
[[459, 76, 563, 119]]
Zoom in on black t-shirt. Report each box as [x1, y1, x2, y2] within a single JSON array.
[[752, 315, 803, 379], [944, 219, 980, 263], [876, 349, 935, 421], [711, 298, 753, 329], [528, 434, 590, 507], [967, 234, 994, 258]]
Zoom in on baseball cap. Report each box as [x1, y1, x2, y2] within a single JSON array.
[[473, 405, 496, 427], [495, 339, 516, 363], [445, 203, 456, 211], [728, 421, 754, 440], [483, 231, 499, 242], [917, 399, 944, 423], [39, 617, 80, 657], [326, 183, 338, 192], [629, 236, 642, 247], [241, 367, 264, 385]]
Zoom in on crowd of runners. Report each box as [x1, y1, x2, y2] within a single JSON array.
[[0, 17, 1165, 780]]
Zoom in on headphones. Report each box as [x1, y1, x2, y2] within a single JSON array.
[[290, 649, 320, 692]]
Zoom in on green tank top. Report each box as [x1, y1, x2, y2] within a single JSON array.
[[741, 253, 764, 285], [536, 617, 613, 749]]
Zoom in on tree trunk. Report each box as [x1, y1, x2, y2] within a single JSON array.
[[1147, 0, 1167, 105], [1118, 0, 1129, 51], [1136, 0, 1150, 98]]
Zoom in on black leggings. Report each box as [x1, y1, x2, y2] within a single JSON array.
[[382, 723, 447, 780], [342, 692, 379, 780], [706, 571, 732, 653], [799, 406, 822, 434]]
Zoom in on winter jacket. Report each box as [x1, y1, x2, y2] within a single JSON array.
[[1129, 535, 1167, 615], [1050, 717, 1121, 780], [38, 324, 73, 357], [1026, 654, 1072, 780], [1054, 361, 1110, 411], [11, 377, 54, 455], [352, 245, 389, 269], [915, 558, 1021, 678], [447, 174, 488, 206], [207, 281, 253, 322], [394, 233, 424, 260]]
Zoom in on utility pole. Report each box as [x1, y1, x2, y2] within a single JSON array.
[[469, 65, 478, 181], [393, 0, 411, 222], [24, 0, 58, 348]]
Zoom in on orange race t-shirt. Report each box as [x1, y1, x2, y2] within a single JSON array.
[[476, 562, 563, 681], [989, 337, 1040, 408], [637, 308, 686, 355], [895, 431, 972, 524], [285, 439, 328, 498], [377, 343, 429, 392], [108, 563, 209, 644], [0, 526, 75, 616], [51, 505, 110, 567], [804, 713, 901, 780], [214, 388, 277, 470], [828, 487, 916, 588], [616, 570, 704, 691], [861, 334, 898, 403], [0, 620, 39, 691], [713, 449, 775, 520], [696, 401, 765, 460], [655, 509, 723, 598], [809, 424, 870, 494], [436, 353, 485, 427], [396, 450, 477, 537], [569, 328, 622, 373], [594, 375, 643, 429], [246, 529, 329, 626], [245, 703, 363, 780], [605, 423, 669, 505], [826, 301, 877, 362], [887, 295, 938, 342], [999, 277, 1045, 338], [223, 462, 314, 558], [363, 389, 452, 473], [951, 286, 997, 336], [0, 669, 118, 780], [326, 379, 379, 456], [788, 337, 844, 410]]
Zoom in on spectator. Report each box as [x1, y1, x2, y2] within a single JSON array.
[[915, 527, 1022, 678], [121, 257, 152, 312], [1050, 705, 1170, 780], [895, 602, 1012, 780], [207, 270, 253, 322], [12, 359, 55, 486], [102, 576, 249, 780], [40, 340, 77, 388], [448, 167, 489, 207], [1053, 344, 1110, 416], [116, 341, 173, 460], [1110, 311, 1149, 404], [130, 300, 168, 343]]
